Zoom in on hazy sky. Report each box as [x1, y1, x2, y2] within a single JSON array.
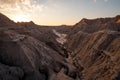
[[0, 0, 120, 25]]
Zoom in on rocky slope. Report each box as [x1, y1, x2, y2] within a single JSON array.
[[0, 13, 18, 28], [65, 16, 120, 80], [0, 13, 75, 80], [0, 13, 120, 80]]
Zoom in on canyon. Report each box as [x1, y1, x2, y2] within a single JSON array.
[[0, 13, 120, 80]]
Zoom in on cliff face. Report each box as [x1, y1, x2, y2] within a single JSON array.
[[65, 16, 120, 80], [0, 13, 120, 80]]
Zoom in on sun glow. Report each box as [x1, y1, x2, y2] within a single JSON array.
[[13, 14, 30, 22]]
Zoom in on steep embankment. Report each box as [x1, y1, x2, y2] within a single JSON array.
[[65, 16, 120, 80]]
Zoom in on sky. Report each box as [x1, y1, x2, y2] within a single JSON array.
[[0, 0, 120, 26]]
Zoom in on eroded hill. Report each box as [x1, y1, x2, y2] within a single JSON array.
[[65, 16, 120, 80]]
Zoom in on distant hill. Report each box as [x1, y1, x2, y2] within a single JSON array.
[[71, 15, 120, 34]]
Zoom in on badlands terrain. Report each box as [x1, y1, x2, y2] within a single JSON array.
[[0, 13, 120, 80]]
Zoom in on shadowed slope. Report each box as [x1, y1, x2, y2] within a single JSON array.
[[0, 13, 18, 28]]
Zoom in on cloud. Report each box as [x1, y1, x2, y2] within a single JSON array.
[[0, 0, 45, 22], [0, 0, 23, 4], [93, 0, 97, 2], [104, 0, 109, 2], [93, 0, 109, 2], [0, 0, 44, 14]]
